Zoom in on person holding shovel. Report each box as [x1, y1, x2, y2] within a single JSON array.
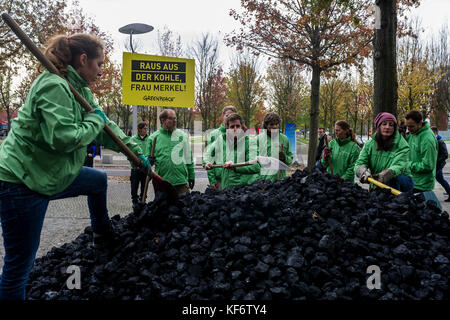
[[320, 120, 361, 182], [203, 105, 237, 190], [0, 33, 149, 300], [204, 113, 261, 189], [355, 112, 414, 192], [254, 112, 293, 182], [146, 108, 195, 195]]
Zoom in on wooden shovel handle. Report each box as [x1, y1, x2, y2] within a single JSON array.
[[324, 135, 333, 175], [1, 13, 141, 168], [208, 160, 257, 169], [278, 143, 283, 180]]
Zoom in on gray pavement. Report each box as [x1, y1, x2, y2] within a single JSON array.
[[1, 147, 450, 273]]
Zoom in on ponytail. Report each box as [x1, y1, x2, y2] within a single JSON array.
[[42, 33, 104, 73]]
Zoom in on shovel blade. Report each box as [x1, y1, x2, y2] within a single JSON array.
[[152, 172, 178, 201]]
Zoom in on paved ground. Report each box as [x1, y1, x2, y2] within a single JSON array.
[[1, 146, 450, 273]]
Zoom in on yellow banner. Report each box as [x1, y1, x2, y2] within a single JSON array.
[[122, 52, 195, 108]]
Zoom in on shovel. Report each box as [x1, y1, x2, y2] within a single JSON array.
[[324, 135, 333, 175], [1, 13, 177, 202], [140, 136, 176, 204], [367, 177, 442, 210], [207, 156, 290, 171]]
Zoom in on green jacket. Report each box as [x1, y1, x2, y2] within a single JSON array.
[[205, 134, 261, 189], [321, 136, 361, 182], [130, 134, 150, 169], [354, 130, 411, 183], [0, 66, 142, 196], [203, 124, 226, 185], [255, 131, 293, 182], [146, 127, 195, 186], [406, 122, 438, 191]]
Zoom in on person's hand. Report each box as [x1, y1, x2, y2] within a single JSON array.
[[149, 156, 156, 166], [279, 151, 286, 163], [93, 107, 107, 123], [205, 162, 213, 170], [356, 165, 371, 183], [88, 153, 93, 158], [138, 155, 150, 171], [189, 179, 195, 189], [223, 161, 235, 170], [322, 147, 332, 161], [376, 168, 394, 184]]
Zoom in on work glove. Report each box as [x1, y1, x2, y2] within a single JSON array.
[[189, 179, 195, 189], [374, 168, 394, 184], [138, 155, 150, 171], [149, 156, 156, 166], [93, 108, 107, 123], [279, 151, 286, 163], [356, 165, 371, 184], [322, 147, 332, 161]]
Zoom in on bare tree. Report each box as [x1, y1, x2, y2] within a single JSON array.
[[227, 50, 265, 128], [266, 58, 307, 131], [156, 26, 193, 130], [188, 33, 220, 129]]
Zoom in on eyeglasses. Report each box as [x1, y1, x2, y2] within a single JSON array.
[[167, 116, 177, 121]]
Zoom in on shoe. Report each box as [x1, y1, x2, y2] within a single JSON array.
[[133, 202, 144, 214], [92, 226, 117, 250]]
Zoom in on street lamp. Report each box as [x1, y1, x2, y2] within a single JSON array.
[[119, 23, 153, 135]]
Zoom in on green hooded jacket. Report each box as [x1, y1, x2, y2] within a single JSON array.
[[146, 127, 195, 186], [0, 66, 142, 196], [130, 133, 150, 169], [255, 131, 293, 182], [321, 136, 361, 182], [354, 130, 412, 184], [203, 124, 226, 185], [406, 122, 438, 191], [205, 133, 261, 189]]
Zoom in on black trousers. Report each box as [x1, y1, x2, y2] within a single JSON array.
[[130, 169, 147, 204]]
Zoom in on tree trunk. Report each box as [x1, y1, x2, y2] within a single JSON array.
[[307, 64, 321, 169], [373, 0, 398, 119]]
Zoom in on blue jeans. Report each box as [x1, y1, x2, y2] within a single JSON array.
[[386, 174, 414, 192], [0, 166, 109, 300], [435, 168, 450, 195]]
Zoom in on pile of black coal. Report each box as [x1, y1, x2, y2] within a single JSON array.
[[26, 169, 450, 300]]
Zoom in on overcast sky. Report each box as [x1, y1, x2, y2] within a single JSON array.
[[74, 0, 448, 71]]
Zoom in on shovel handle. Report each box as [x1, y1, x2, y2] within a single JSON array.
[[367, 177, 401, 196], [324, 135, 333, 175], [1, 13, 141, 168], [141, 136, 158, 203], [278, 143, 283, 180], [207, 159, 257, 169]]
